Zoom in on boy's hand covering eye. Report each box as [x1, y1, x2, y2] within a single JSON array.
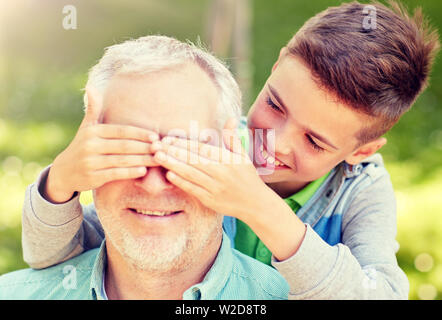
[[151, 118, 273, 221], [43, 86, 160, 203]]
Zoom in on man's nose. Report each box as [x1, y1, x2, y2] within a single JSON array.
[[133, 166, 175, 195]]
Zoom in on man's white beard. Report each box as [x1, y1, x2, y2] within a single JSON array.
[[98, 209, 221, 274], [114, 229, 189, 273]]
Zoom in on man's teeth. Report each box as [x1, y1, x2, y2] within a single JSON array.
[[260, 145, 285, 167], [135, 209, 176, 216]]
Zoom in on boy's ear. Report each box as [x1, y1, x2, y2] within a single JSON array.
[[272, 47, 289, 72], [344, 137, 387, 165]]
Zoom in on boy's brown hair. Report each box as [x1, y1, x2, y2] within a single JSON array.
[[286, 0, 440, 147]]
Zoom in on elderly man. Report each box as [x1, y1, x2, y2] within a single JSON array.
[[0, 36, 288, 299]]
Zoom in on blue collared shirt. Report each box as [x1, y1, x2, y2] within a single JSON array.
[[0, 232, 289, 300]]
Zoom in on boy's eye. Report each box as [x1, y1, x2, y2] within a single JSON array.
[[306, 134, 325, 152], [266, 96, 282, 112]]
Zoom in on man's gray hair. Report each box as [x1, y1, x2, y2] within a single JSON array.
[[84, 35, 242, 129]]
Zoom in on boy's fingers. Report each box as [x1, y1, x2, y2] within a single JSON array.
[[158, 136, 247, 165], [155, 146, 229, 181], [165, 171, 212, 200], [93, 167, 147, 183], [81, 86, 103, 128], [154, 151, 215, 191], [96, 154, 159, 169], [155, 138, 230, 163], [95, 139, 152, 155], [95, 124, 159, 142], [222, 117, 246, 156]]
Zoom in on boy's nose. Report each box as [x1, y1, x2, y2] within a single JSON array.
[[274, 131, 293, 156], [134, 166, 175, 195], [276, 141, 292, 156]]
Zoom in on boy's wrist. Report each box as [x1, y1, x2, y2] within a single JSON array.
[[30, 166, 83, 227], [237, 186, 277, 223], [41, 166, 75, 204]]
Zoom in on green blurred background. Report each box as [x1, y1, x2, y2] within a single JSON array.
[[0, 0, 441, 300]]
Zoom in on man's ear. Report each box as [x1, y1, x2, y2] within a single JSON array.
[[271, 47, 288, 72], [344, 137, 387, 165]]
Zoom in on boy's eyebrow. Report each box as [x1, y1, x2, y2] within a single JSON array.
[[268, 84, 288, 113], [268, 84, 339, 151]]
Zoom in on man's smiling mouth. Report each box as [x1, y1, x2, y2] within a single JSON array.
[[128, 208, 183, 217]]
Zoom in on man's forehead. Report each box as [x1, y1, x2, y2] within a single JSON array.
[[102, 67, 219, 137], [104, 111, 216, 139]]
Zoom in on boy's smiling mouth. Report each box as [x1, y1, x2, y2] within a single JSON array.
[[259, 145, 288, 168]]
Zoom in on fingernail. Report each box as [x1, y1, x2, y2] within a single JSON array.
[[138, 167, 147, 174], [162, 136, 174, 144], [156, 152, 166, 161], [151, 141, 162, 151], [149, 134, 159, 141]]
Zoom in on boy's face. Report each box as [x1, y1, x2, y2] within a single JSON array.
[[247, 51, 384, 191]]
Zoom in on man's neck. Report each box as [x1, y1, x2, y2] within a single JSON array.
[[104, 233, 222, 300]]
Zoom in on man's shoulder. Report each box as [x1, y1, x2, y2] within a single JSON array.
[[0, 248, 100, 299], [228, 248, 289, 299]]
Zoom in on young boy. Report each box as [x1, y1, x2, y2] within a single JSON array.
[[21, 1, 439, 299]]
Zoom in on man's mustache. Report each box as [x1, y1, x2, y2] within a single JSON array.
[[116, 190, 197, 212]]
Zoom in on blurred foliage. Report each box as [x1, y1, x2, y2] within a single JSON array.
[[0, 0, 212, 279], [0, 0, 441, 300]]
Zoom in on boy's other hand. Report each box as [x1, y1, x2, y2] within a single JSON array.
[[151, 117, 272, 221], [42, 87, 160, 204]]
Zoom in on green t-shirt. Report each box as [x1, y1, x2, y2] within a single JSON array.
[[235, 117, 331, 265]]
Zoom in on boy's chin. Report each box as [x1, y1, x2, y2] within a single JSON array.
[[259, 170, 292, 184]]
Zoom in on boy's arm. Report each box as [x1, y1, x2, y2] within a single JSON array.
[[149, 131, 408, 298], [22, 166, 104, 269], [271, 171, 409, 300]]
